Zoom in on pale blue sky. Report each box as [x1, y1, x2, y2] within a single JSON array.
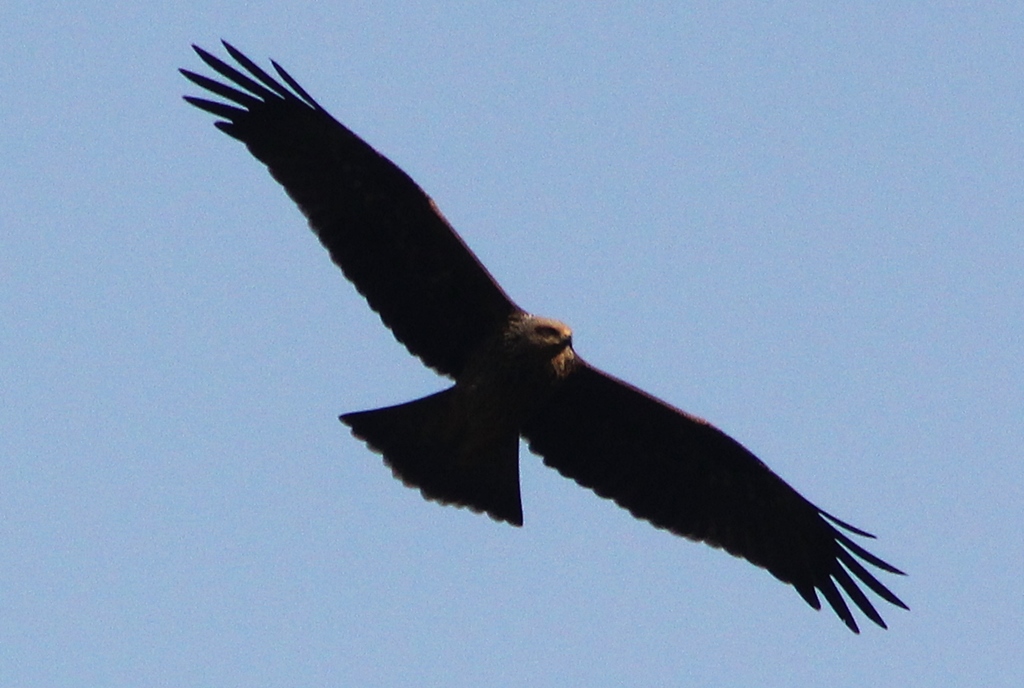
[[2, 3, 1022, 686]]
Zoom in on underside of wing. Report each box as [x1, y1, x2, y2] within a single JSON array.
[[521, 361, 907, 632], [181, 42, 519, 377]]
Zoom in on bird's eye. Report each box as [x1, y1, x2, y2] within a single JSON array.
[[535, 325, 560, 338]]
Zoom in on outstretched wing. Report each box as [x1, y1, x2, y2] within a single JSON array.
[[522, 361, 907, 633], [181, 42, 519, 378]]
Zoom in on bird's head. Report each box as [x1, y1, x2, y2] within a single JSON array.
[[522, 316, 573, 353]]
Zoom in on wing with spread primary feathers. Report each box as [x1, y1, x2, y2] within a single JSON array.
[[521, 361, 908, 633], [181, 42, 519, 378]]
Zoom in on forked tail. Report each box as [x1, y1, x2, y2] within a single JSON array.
[[340, 388, 524, 525]]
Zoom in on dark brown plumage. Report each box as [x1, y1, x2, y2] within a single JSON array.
[[182, 42, 908, 633]]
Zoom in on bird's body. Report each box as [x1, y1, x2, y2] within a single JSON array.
[[182, 43, 907, 633], [345, 313, 575, 527]]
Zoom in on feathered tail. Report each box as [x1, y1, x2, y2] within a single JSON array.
[[341, 388, 524, 525]]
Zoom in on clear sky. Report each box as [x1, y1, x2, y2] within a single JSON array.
[[2, 3, 1022, 686]]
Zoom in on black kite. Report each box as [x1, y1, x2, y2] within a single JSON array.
[[181, 42, 907, 633]]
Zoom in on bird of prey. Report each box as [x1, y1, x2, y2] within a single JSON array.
[[181, 42, 907, 633]]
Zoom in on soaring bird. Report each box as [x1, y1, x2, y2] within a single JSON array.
[[181, 42, 907, 633]]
